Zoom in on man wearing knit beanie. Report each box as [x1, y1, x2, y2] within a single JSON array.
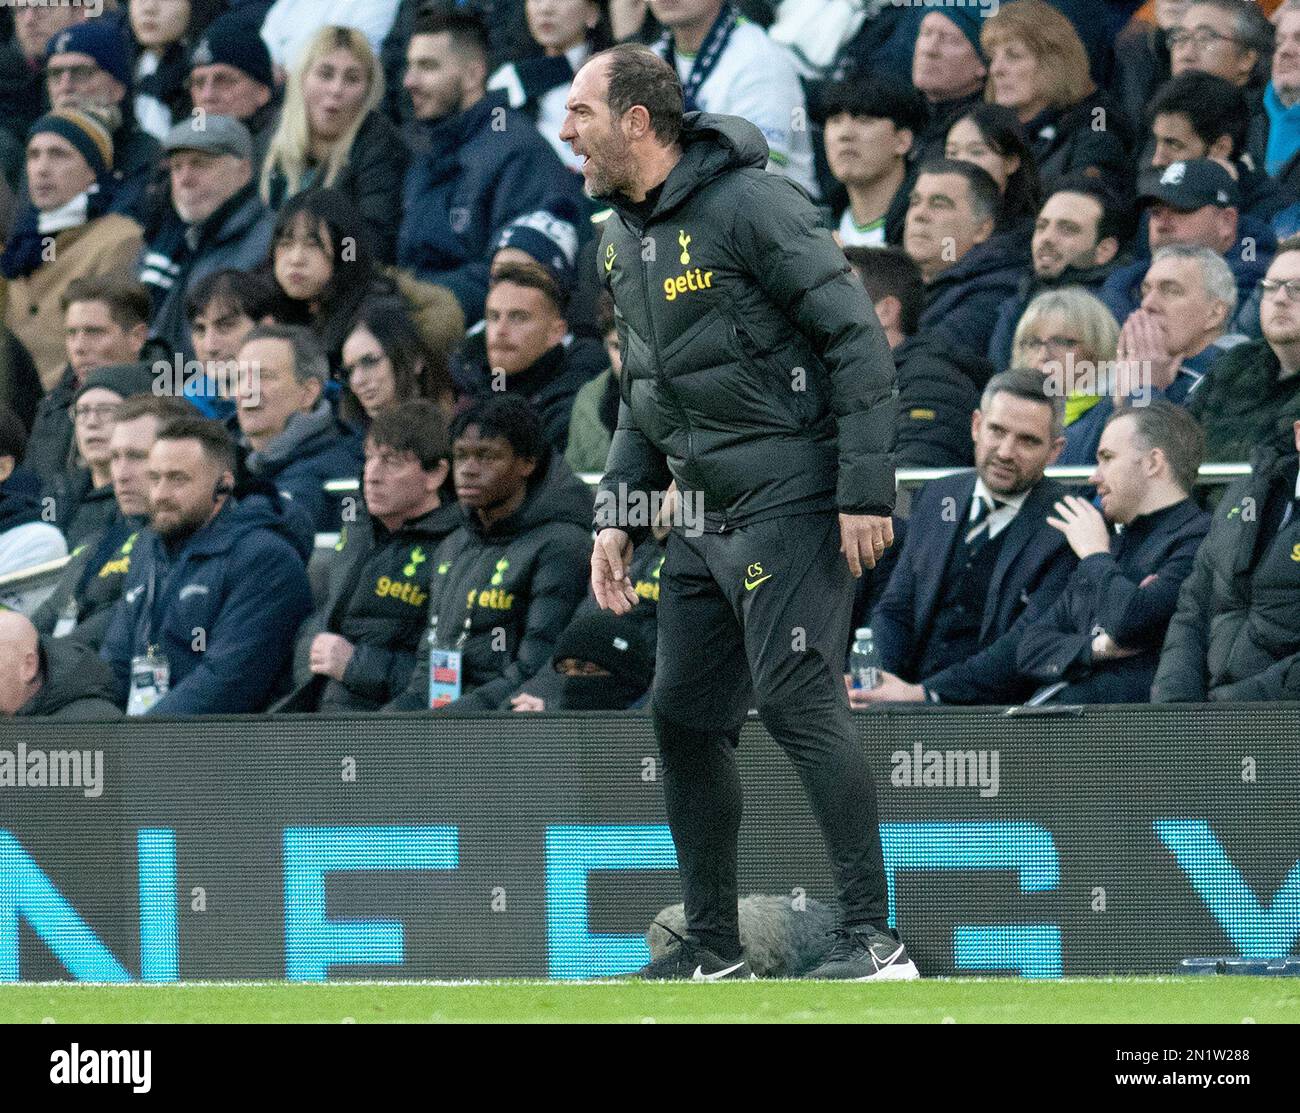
[[491, 209, 581, 301], [187, 13, 278, 171], [909, 10, 990, 173], [44, 21, 163, 222], [3, 110, 144, 391]]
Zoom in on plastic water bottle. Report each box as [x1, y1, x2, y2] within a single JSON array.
[[850, 627, 881, 690]]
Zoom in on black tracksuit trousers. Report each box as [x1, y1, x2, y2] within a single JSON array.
[[650, 509, 890, 959]]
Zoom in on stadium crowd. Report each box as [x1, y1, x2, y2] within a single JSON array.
[[3, 0, 1300, 719]]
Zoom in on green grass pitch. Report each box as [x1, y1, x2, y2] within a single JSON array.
[[1, 978, 1298, 1023]]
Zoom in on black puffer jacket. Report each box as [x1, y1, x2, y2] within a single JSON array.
[[387, 450, 593, 711], [1025, 87, 1135, 193], [1154, 444, 1300, 702], [893, 333, 988, 469], [595, 112, 897, 540], [1187, 339, 1300, 463], [286, 499, 464, 711]]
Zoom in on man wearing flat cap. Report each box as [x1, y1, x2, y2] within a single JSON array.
[[137, 115, 275, 359]]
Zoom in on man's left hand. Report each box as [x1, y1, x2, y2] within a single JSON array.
[[847, 669, 925, 705], [1047, 495, 1111, 559], [840, 513, 893, 576], [309, 633, 356, 681]]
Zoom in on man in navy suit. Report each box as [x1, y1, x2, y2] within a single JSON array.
[[853, 368, 1076, 706]]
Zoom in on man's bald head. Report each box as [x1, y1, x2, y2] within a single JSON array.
[[0, 611, 42, 716]]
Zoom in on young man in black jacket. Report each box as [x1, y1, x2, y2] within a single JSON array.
[[386, 396, 592, 712], [567, 45, 913, 981], [285, 401, 462, 712]]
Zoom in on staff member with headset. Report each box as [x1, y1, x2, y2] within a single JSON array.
[[564, 45, 915, 981], [100, 416, 313, 716]]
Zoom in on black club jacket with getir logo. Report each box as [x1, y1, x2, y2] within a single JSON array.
[[593, 112, 897, 541]]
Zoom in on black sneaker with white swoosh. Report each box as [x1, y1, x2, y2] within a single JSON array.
[[623, 923, 755, 981], [806, 925, 921, 981]]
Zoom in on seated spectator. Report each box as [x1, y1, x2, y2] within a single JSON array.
[[42, 19, 163, 219], [1101, 159, 1271, 339], [488, 203, 588, 336], [980, 0, 1134, 191], [1063, 245, 1247, 466], [1112, 0, 1179, 136], [907, 10, 988, 172], [101, 414, 313, 715], [386, 395, 592, 712], [139, 114, 275, 358], [263, 187, 395, 371], [1148, 72, 1290, 224], [128, 0, 220, 142], [0, 405, 68, 608], [989, 176, 1126, 371], [0, 1, 89, 152], [0, 326, 41, 431], [0, 610, 120, 720], [1010, 286, 1121, 466], [648, 0, 818, 197], [52, 361, 158, 549], [340, 295, 453, 430], [397, 7, 584, 323], [24, 275, 151, 486], [564, 291, 621, 476], [283, 400, 461, 712], [184, 266, 277, 423], [33, 393, 194, 650], [1189, 234, 1300, 460], [487, 0, 612, 175], [455, 263, 607, 455], [3, 108, 143, 388], [260, 25, 406, 263], [261, 0, 402, 77], [1268, 2, 1300, 182], [819, 76, 924, 249], [944, 103, 1041, 231], [1155, 415, 1300, 701], [846, 245, 987, 469], [511, 532, 665, 712], [864, 401, 1210, 705], [235, 323, 363, 530], [1168, 0, 1273, 170], [186, 11, 280, 173], [906, 158, 1030, 358], [851, 369, 1075, 708]]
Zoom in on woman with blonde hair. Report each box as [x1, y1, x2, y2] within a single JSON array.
[[261, 24, 407, 263], [981, 0, 1133, 191], [1012, 286, 1121, 465]]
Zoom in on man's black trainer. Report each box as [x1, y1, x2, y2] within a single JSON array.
[[806, 925, 921, 981], [624, 923, 754, 981]]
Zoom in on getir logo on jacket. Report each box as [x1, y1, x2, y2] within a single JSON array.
[[663, 228, 713, 301], [375, 577, 427, 607]]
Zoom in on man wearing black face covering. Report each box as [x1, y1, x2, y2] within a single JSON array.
[[550, 610, 655, 710], [1155, 416, 1300, 702]]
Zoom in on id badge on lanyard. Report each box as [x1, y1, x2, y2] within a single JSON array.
[[127, 648, 170, 716]]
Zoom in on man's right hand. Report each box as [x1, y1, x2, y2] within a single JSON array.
[[592, 528, 639, 614]]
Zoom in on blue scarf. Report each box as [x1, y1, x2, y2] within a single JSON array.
[[659, 4, 739, 114], [1265, 82, 1300, 176], [0, 182, 112, 279]]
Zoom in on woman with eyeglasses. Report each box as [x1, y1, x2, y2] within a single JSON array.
[[261, 25, 407, 264], [127, 0, 225, 142], [339, 296, 454, 430], [980, 0, 1134, 193], [1012, 286, 1121, 466]]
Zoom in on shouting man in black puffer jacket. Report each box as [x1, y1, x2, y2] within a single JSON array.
[[565, 45, 915, 983]]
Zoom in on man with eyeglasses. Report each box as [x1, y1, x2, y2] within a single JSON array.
[[39, 20, 163, 222], [1189, 234, 1300, 461], [0, 0, 89, 153], [185, 13, 280, 175], [1168, 0, 1274, 171]]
